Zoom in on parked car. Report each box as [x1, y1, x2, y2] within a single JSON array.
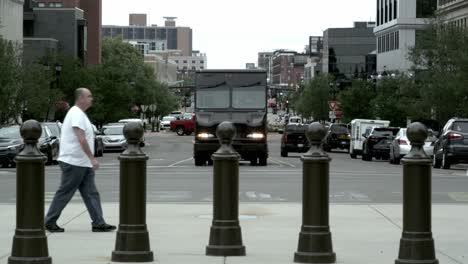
[[433, 118, 468, 169], [101, 125, 126, 151], [287, 116, 302, 124], [280, 124, 309, 157], [160, 116, 176, 130], [0, 126, 24, 168], [361, 127, 399, 161], [39, 126, 60, 165], [170, 114, 195, 136], [323, 123, 350, 152], [92, 125, 104, 157], [389, 128, 437, 164], [349, 119, 390, 159]]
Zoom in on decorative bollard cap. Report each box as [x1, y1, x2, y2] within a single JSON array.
[[407, 122, 428, 146], [304, 122, 328, 158], [20, 120, 42, 143], [213, 121, 239, 158], [404, 122, 429, 160], [216, 121, 235, 145], [123, 122, 144, 145]]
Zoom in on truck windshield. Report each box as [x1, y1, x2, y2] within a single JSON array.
[[232, 86, 265, 109], [196, 87, 230, 108]]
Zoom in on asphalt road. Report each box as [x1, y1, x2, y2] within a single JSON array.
[[1, 130, 468, 204]]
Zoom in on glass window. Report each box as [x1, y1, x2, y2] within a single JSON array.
[[145, 28, 156, 39], [196, 87, 230, 108], [452, 122, 468, 132], [200, 60, 204, 64], [232, 86, 266, 109], [183, 60, 187, 63], [394, 0, 397, 19], [135, 28, 144, 39], [102, 126, 124, 135], [38, 3, 45, 7], [191, 66, 196, 70], [113, 28, 123, 37], [0, 126, 21, 139], [192, 60, 196, 64]]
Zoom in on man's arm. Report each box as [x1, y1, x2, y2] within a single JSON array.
[[73, 127, 99, 170]]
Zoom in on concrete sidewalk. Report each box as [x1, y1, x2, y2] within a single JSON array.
[[0, 203, 467, 264]]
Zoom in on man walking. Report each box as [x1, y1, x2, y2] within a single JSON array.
[[45, 88, 116, 232]]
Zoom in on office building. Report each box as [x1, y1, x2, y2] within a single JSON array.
[[437, 0, 468, 26], [374, 0, 437, 73], [322, 21, 376, 79], [35, 0, 102, 65], [102, 16, 193, 56], [0, 0, 25, 42], [129, 13, 147, 26]]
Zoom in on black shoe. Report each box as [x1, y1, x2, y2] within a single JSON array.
[[45, 223, 65, 233], [92, 223, 116, 232]]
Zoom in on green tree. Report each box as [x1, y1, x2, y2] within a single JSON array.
[[0, 38, 22, 124], [296, 75, 331, 121], [409, 23, 468, 125], [338, 80, 375, 123]]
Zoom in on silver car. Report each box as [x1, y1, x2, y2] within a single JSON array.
[[101, 125, 126, 151], [389, 128, 437, 164]]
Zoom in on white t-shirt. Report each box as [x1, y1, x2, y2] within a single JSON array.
[[58, 106, 95, 168]]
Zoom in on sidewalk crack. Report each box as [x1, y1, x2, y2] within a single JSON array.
[[368, 205, 464, 264]]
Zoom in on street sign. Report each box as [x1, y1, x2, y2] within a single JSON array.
[[328, 101, 340, 111]]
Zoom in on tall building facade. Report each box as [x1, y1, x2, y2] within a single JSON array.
[[322, 22, 376, 79], [35, 0, 102, 65], [437, 0, 468, 26], [374, 0, 437, 73], [0, 0, 24, 42], [102, 17, 193, 56], [270, 50, 306, 89], [23, 4, 86, 63]]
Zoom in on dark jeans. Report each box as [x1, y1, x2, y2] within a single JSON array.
[[45, 161, 106, 226]]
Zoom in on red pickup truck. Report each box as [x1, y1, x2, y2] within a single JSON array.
[[170, 115, 195, 136]]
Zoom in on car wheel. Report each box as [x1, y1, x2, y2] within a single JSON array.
[[176, 127, 185, 136], [281, 149, 288, 157], [250, 158, 258, 166], [194, 156, 205, 166], [432, 153, 441, 169], [185, 131, 193, 136], [442, 152, 451, 170], [259, 155, 267, 166]]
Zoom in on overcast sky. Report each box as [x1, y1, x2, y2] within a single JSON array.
[[102, 0, 376, 69]]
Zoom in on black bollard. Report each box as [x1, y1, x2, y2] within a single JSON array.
[[9, 120, 52, 264], [294, 122, 336, 263], [396, 122, 438, 264], [206, 121, 246, 257], [112, 122, 154, 262]]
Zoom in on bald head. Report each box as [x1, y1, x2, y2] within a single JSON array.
[[74, 88, 89, 102], [74, 88, 93, 111]]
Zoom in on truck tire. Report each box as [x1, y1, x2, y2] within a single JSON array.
[[185, 131, 193, 136], [250, 158, 258, 166], [176, 126, 185, 136], [281, 149, 288, 157]]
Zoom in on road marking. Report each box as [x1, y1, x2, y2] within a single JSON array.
[[148, 191, 192, 200], [448, 192, 468, 202], [269, 158, 296, 168], [168, 157, 193, 167]]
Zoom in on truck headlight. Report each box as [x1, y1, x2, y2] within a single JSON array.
[[247, 133, 265, 139], [197, 133, 215, 139]]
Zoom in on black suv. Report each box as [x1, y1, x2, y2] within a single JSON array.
[[433, 118, 468, 169], [280, 124, 308, 157], [323, 123, 350, 152], [362, 127, 399, 161]]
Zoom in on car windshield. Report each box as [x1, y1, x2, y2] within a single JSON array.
[[0, 126, 21, 139], [102, 126, 124, 135], [232, 86, 266, 109], [453, 122, 468, 132], [286, 124, 306, 132], [372, 130, 395, 138], [196, 87, 230, 108], [331, 125, 348, 134], [162, 117, 175, 121], [44, 124, 60, 137]]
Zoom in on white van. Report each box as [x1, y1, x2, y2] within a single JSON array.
[[349, 119, 390, 158]]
